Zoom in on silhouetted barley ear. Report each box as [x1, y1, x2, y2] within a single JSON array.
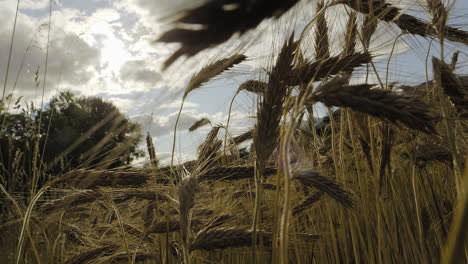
[[197, 125, 223, 171], [255, 33, 297, 167], [39, 190, 103, 215], [338, 0, 399, 20], [451, 51, 459, 70], [292, 191, 325, 216], [231, 129, 254, 145], [198, 166, 277, 182], [148, 220, 181, 234], [184, 54, 246, 98], [170, 241, 182, 260], [314, 0, 330, 60], [63, 224, 88, 246], [427, 0, 447, 33], [309, 76, 437, 133], [59, 169, 149, 189], [289, 52, 372, 86], [157, 1, 299, 67], [239, 80, 267, 95], [178, 175, 199, 242], [362, 14, 378, 49], [189, 117, 211, 132], [64, 244, 119, 264], [293, 170, 353, 208], [146, 132, 158, 168], [411, 143, 453, 167], [339, 0, 468, 45], [432, 58, 467, 113], [190, 228, 271, 251], [342, 12, 357, 57]]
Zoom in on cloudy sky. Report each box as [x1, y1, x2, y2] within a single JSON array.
[[1, 0, 467, 166]]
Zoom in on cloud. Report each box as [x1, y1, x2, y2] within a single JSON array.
[[133, 110, 203, 137], [20, 0, 50, 10], [158, 100, 199, 110], [120, 59, 161, 85], [0, 5, 102, 103]]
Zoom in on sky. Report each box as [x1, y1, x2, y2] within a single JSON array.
[[0, 0, 467, 166]]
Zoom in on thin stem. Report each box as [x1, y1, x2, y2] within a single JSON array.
[[279, 107, 303, 264], [32, 0, 53, 198], [170, 96, 186, 174], [1, 0, 21, 104], [385, 34, 402, 90], [251, 161, 264, 263], [223, 90, 240, 158]]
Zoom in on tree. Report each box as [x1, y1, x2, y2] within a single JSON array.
[[0, 91, 143, 189], [41, 91, 143, 171]]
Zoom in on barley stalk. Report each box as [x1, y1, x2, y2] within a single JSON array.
[[309, 76, 437, 133], [293, 170, 354, 208], [315, 0, 330, 61], [189, 117, 211, 132], [157, 1, 298, 67]]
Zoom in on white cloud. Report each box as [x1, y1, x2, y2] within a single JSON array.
[[20, 0, 50, 10], [158, 100, 199, 110]]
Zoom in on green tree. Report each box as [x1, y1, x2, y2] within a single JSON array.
[[40, 91, 143, 172], [0, 91, 143, 194]]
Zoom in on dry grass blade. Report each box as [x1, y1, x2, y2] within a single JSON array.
[[198, 166, 277, 182], [289, 52, 372, 86], [255, 33, 298, 167], [232, 191, 257, 199], [122, 223, 153, 242], [64, 244, 119, 264], [111, 190, 169, 203], [59, 169, 149, 189], [108, 252, 159, 263], [184, 54, 246, 97], [190, 228, 271, 251], [143, 201, 157, 231], [157, 0, 298, 67], [239, 80, 267, 95], [309, 76, 437, 133], [315, 0, 330, 60], [293, 170, 353, 208], [147, 219, 203, 234], [292, 191, 324, 216], [189, 117, 211, 132]]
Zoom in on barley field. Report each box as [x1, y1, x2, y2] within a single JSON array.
[[0, 0, 467, 263]]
